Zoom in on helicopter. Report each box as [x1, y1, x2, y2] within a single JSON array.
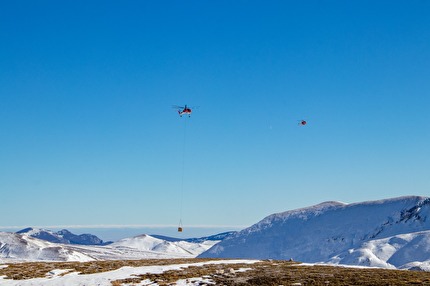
[[298, 120, 307, 126], [173, 105, 193, 117]]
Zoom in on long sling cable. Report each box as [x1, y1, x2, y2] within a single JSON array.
[[178, 117, 187, 232]]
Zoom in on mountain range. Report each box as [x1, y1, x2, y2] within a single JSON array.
[[2, 196, 430, 271], [0, 231, 219, 262]]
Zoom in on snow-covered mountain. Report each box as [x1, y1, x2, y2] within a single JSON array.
[[199, 196, 430, 270], [152, 231, 237, 243], [185, 231, 237, 243], [16, 227, 110, 245], [0, 232, 94, 262]]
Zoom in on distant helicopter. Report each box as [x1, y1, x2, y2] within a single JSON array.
[[298, 120, 307, 126], [173, 105, 193, 117]]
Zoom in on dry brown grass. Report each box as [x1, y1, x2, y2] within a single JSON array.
[[212, 262, 430, 286], [1, 259, 430, 285]]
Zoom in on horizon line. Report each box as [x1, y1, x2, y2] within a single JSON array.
[[0, 224, 248, 230]]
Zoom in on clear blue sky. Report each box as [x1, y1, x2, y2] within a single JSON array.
[[1, 1, 429, 237]]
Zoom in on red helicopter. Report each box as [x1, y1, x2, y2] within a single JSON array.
[[173, 105, 193, 117], [298, 120, 307, 126]]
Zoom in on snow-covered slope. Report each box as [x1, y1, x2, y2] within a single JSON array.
[[0, 232, 94, 262], [199, 196, 430, 270], [329, 230, 430, 270], [111, 234, 219, 257]]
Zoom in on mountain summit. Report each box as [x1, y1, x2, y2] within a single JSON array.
[[16, 228, 110, 245], [199, 196, 430, 270]]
